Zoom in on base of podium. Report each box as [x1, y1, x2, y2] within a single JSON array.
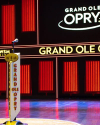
[[2, 120, 28, 125]]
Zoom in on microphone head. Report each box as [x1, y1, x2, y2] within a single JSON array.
[[12, 38, 19, 43]]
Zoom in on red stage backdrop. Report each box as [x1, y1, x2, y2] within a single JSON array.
[[22, 0, 35, 32], [20, 65, 31, 94], [63, 61, 78, 92], [2, 5, 15, 44], [0, 62, 6, 91], [39, 61, 53, 91], [86, 61, 100, 92]]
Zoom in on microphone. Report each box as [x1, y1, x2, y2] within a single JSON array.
[[12, 38, 19, 43], [12, 38, 19, 53]]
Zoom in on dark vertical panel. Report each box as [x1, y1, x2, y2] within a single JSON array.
[[23, 65, 25, 93], [91, 61, 92, 91], [75, 62, 78, 91], [64, 62, 65, 91], [39, 61, 53, 91], [47, 61, 49, 90], [93, 61, 94, 91], [0, 63, 6, 91], [74, 62, 76, 91], [44, 61, 46, 90], [9, 6, 11, 44], [20, 66, 21, 93], [99, 61, 100, 91], [26, 65, 27, 93], [30, 0, 32, 31], [69, 62, 70, 91], [96, 62, 97, 91], [40, 61, 42, 91], [20, 65, 31, 94], [86, 61, 100, 92], [52, 61, 53, 90], [24, 65, 25, 93], [28, 0, 31, 29], [22, 0, 35, 32], [49, 61, 51, 90], [26, 65, 28, 93], [63, 61, 78, 92], [86, 61, 88, 92], [98, 61, 99, 91], [43, 62, 44, 90], [72, 62, 74, 91], [22, 65, 24, 93], [89, 61, 90, 91], [70, 62, 73, 91], [2, 5, 15, 44], [5, 6, 7, 44], [67, 62, 68, 91], [9, 5, 15, 43], [28, 65, 30, 93], [27, 0, 28, 31], [22, 0, 25, 31]]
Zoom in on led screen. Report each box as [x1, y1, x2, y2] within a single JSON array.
[[39, 0, 100, 44]]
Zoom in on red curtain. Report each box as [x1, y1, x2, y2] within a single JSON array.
[[2, 5, 15, 44], [0, 63, 6, 91], [63, 61, 78, 92], [22, 0, 35, 32], [20, 65, 31, 94], [39, 61, 53, 91], [86, 61, 100, 92]]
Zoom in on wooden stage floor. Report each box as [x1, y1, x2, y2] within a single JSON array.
[[0, 99, 99, 125]]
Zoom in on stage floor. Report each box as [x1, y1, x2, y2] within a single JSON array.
[[0, 99, 99, 125]]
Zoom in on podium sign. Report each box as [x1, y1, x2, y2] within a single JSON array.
[[8, 53, 20, 121]]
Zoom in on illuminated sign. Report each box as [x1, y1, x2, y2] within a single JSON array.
[[0, 50, 10, 56], [39, 0, 100, 43], [39, 45, 100, 55], [13, 45, 100, 56], [58, 5, 100, 30]]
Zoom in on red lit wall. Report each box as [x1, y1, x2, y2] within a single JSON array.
[[63, 62, 78, 92], [22, 0, 35, 32], [2, 5, 15, 44], [86, 61, 100, 92], [20, 65, 31, 94], [0, 63, 6, 91], [39, 61, 53, 91]]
